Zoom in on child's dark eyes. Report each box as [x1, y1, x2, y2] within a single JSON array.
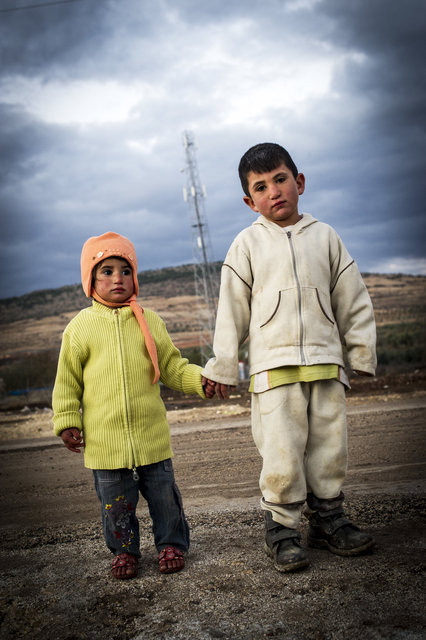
[[254, 176, 286, 192], [99, 268, 131, 276]]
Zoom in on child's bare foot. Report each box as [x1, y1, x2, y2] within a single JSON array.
[[158, 546, 185, 574], [111, 552, 138, 579]]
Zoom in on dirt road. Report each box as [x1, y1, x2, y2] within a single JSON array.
[[0, 385, 425, 639]]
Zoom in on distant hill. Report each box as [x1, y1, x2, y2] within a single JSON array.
[[0, 269, 425, 407], [0, 262, 222, 325]]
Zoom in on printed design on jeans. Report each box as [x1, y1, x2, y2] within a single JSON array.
[[105, 495, 135, 550]]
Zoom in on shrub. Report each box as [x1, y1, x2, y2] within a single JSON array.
[[376, 322, 425, 367], [0, 350, 59, 393]]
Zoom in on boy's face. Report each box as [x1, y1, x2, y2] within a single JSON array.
[[93, 257, 134, 304], [243, 162, 305, 227]]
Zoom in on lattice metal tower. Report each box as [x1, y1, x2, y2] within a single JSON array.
[[182, 130, 218, 361]]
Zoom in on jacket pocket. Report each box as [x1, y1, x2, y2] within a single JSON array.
[[259, 288, 300, 349], [259, 287, 336, 350], [313, 288, 335, 326], [302, 287, 337, 347]]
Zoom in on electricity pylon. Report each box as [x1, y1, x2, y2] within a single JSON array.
[[182, 130, 218, 362]]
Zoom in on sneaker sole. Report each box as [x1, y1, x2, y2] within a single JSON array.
[[264, 543, 310, 572], [307, 535, 375, 557]]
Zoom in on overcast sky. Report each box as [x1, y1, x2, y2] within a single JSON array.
[[0, 0, 425, 299]]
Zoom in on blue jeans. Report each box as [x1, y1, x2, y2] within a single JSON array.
[[93, 459, 190, 557]]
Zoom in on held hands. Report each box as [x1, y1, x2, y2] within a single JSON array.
[[61, 428, 85, 453], [202, 377, 234, 400], [202, 377, 217, 398], [214, 382, 233, 399]]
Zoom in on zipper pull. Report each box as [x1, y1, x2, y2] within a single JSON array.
[[132, 466, 139, 481]]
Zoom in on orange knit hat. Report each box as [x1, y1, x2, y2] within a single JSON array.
[[80, 232, 160, 384], [81, 231, 139, 298]]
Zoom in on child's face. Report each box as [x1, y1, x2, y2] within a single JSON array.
[[243, 162, 305, 227], [93, 257, 134, 304]]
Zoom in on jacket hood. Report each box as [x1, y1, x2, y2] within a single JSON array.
[[252, 213, 317, 234]]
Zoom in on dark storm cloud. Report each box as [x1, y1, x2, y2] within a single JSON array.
[[297, 0, 426, 267], [0, 0, 226, 80], [0, 0, 116, 78], [325, 0, 426, 133], [0, 0, 425, 298], [0, 104, 51, 181]]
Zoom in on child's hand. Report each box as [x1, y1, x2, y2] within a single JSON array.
[[202, 377, 216, 399], [202, 377, 234, 399], [214, 383, 232, 399], [61, 428, 85, 453]]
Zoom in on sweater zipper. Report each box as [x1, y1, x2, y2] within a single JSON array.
[[286, 231, 306, 365], [114, 309, 139, 481]]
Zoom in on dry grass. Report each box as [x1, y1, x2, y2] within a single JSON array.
[[1, 273, 424, 360], [0, 273, 424, 406]]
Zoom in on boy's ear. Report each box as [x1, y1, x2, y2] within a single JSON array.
[[243, 196, 259, 212], [296, 173, 305, 195]]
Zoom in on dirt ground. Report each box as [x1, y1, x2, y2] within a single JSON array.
[[0, 372, 425, 640]]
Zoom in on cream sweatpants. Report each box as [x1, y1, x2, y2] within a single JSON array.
[[251, 379, 348, 529]]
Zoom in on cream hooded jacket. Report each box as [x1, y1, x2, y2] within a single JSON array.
[[203, 214, 376, 386]]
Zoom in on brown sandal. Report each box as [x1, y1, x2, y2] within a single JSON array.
[[111, 552, 138, 579], [158, 546, 185, 574]]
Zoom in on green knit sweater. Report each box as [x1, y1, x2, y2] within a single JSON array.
[[52, 300, 205, 469]]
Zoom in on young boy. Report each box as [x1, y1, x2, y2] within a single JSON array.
[[202, 143, 377, 572], [53, 232, 215, 580]]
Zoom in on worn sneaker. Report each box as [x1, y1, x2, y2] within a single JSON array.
[[264, 511, 309, 572], [307, 507, 375, 556]]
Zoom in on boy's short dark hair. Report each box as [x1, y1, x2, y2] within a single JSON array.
[[238, 143, 298, 197]]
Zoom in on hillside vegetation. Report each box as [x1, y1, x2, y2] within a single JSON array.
[[0, 269, 425, 404], [0, 263, 222, 325]]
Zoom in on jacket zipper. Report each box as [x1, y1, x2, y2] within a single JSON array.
[[114, 310, 139, 481], [286, 231, 306, 365]]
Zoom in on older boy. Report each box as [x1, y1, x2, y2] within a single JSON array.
[[202, 143, 376, 572]]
